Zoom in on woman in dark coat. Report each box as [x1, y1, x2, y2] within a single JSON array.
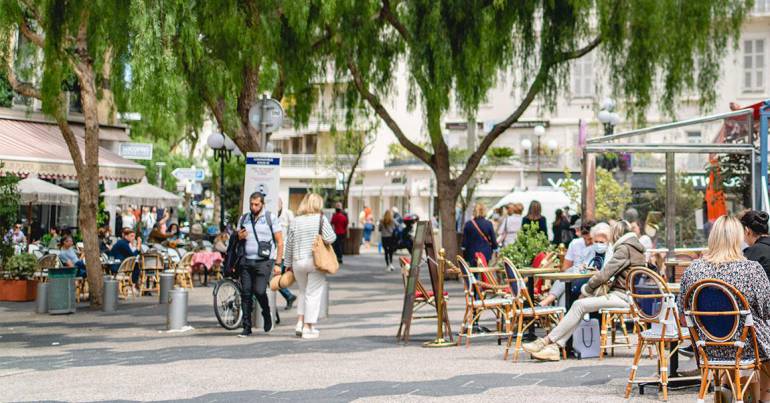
[[462, 203, 498, 264], [522, 200, 548, 236], [741, 210, 770, 279], [551, 208, 572, 245]]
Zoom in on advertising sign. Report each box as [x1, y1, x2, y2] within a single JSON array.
[[118, 143, 153, 160], [242, 153, 281, 214]]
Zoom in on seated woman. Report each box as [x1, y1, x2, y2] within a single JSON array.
[[166, 223, 181, 241], [679, 215, 770, 402], [109, 228, 142, 280], [539, 222, 611, 307], [59, 235, 86, 277], [741, 210, 770, 279], [147, 223, 171, 244], [98, 227, 112, 253], [524, 220, 646, 361]]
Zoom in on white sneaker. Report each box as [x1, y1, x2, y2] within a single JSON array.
[[522, 338, 547, 354], [531, 343, 561, 361], [388, 264, 395, 272], [295, 322, 303, 337], [302, 328, 320, 339]]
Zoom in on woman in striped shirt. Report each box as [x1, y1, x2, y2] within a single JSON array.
[[285, 193, 337, 339]]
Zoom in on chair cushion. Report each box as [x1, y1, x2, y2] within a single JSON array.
[[641, 326, 689, 340], [598, 307, 631, 314], [473, 297, 513, 307], [415, 290, 449, 299], [520, 306, 566, 316]]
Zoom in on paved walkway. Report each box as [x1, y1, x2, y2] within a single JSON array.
[[1, 253, 698, 402]]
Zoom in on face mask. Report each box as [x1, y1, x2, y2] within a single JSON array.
[[594, 242, 608, 254]]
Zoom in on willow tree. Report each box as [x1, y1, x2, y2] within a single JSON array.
[[0, 1, 131, 306], [327, 0, 750, 259], [129, 1, 329, 153]]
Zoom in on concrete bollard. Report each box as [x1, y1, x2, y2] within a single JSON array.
[[103, 276, 118, 312], [36, 282, 48, 314], [167, 287, 188, 330], [159, 273, 175, 305], [320, 282, 329, 319], [254, 289, 278, 329]]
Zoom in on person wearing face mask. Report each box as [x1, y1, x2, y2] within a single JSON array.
[[741, 210, 770, 278], [539, 222, 611, 307]]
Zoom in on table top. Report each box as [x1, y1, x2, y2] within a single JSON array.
[[518, 267, 560, 276], [535, 271, 596, 281], [468, 266, 502, 273]]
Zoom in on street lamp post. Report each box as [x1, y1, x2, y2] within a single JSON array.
[[533, 124, 546, 186], [207, 132, 236, 230], [155, 161, 166, 188], [598, 97, 621, 135]]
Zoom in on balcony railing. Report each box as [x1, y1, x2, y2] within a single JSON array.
[[282, 154, 355, 168]]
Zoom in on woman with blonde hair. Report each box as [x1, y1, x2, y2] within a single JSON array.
[[379, 210, 397, 271], [678, 215, 770, 401], [284, 193, 336, 339], [461, 202, 497, 265]]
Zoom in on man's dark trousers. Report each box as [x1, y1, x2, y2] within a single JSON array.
[[239, 258, 273, 331], [333, 234, 345, 263]]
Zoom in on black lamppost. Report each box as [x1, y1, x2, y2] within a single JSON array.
[[207, 132, 236, 230]]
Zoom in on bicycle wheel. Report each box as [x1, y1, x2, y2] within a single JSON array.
[[213, 278, 242, 330]]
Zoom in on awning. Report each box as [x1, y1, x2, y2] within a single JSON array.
[[0, 117, 145, 182]]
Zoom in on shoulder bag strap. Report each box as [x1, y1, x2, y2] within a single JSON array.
[[265, 210, 276, 245], [318, 213, 324, 235], [470, 219, 492, 246]]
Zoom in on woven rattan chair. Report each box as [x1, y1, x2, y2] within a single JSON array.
[[455, 256, 513, 347], [115, 256, 137, 300]]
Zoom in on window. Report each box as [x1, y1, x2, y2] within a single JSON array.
[[743, 39, 765, 92], [754, 0, 770, 14], [291, 137, 302, 154], [571, 53, 594, 98], [305, 134, 317, 154]]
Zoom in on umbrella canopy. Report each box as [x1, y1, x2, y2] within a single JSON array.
[[16, 174, 78, 206], [101, 177, 181, 208]]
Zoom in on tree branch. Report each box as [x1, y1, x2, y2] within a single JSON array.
[[271, 63, 285, 102], [379, 0, 411, 43], [346, 57, 432, 165], [3, 32, 41, 99], [18, 20, 44, 47], [455, 35, 602, 188]]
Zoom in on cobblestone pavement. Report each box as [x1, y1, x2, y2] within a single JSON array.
[[1, 252, 700, 402]]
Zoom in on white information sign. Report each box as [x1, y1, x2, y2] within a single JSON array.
[[118, 143, 153, 160], [242, 152, 281, 215]]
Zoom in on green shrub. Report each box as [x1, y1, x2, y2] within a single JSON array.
[[4, 253, 37, 280], [499, 223, 557, 269]]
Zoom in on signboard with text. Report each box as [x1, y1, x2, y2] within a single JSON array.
[[118, 143, 153, 160], [242, 153, 281, 214]]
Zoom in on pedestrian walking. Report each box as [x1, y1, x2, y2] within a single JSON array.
[[360, 206, 374, 249], [331, 202, 348, 263], [235, 192, 284, 338], [122, 207, 136, 232], [277, 198, 297, 310], [497, 203, 523, 247], [522, 200, 547, 236], [379, 210, 397, 271], [284, 193, 336, 339], [461, 203, 498, 265]]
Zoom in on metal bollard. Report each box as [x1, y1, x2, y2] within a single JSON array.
[[167, 288, 188, 330], [159, 273, 175, 305], [254, 289, 278, 329], [103, 276, 118, 312], [320, 282, 329, 319], [36, 282, 48, 314]]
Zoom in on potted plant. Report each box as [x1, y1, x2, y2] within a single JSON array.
[[0, 253, 39, 301], [499, 223, 558, 269]]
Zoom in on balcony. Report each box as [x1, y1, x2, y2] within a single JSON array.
[[282, 154, 355, 168]]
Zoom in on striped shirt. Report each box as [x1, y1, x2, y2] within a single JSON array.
[[285, 214, 336, 267]]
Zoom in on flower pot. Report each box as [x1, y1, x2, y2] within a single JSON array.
[[0, 279, 38, 302]]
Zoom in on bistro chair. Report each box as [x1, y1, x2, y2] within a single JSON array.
[[174, 252, 195, 289], [139, 251, 164, 295], [598, 306, 633, 359], [455, 256, 513, 348], [683, 279, 764, 403], [500, 257, 566, 361], [114, 257, 137, 300], [624, 266, 689, 401], [399, 256, 449, 319]]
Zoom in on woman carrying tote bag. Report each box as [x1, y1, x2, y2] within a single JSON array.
[[285, 193, 336, 339]]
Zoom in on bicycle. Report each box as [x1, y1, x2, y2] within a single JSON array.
[[212, 276, 281, 330]]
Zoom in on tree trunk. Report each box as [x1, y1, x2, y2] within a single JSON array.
[[436, 177, 460, 263]]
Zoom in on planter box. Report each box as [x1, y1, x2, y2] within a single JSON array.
[[0, 279, 38, 302]]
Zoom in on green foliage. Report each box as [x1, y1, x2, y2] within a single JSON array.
[[560, 168, 581, 209], [499, 223, 557, 270], [0, 167, 20, 265], [714, 153, 752, 209], [131, 135, 197, 193], [560, 167, 632, 221], [0, 75, 12, 107], [3, 253, 37, 279], [645, 173, 705, 247], [207, 155, 246, 226]]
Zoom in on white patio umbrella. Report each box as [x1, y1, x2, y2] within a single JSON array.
[[101, 177, 182, 208], [16, 174, 78, 206]]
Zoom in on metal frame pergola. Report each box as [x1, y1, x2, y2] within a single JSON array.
[[580, 108, 761, 255]]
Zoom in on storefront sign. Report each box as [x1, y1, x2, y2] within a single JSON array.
[[118, 143, 153, 160], [242, 153, 281, 214]]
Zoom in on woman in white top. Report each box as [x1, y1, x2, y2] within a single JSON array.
[[497, 203, 524, 247], [285, 193, 336, 339]]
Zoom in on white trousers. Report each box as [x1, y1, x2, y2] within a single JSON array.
[[294, 257, 327, 324], [547, 291, 629, 347]]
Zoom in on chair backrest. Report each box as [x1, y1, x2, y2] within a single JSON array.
[[142, 252, 164, 270], [475, 252, 488, 267], [456, 256, 478, 300], [178, 252, 194, 269], [118, 256, 136, 275], [37, 254, 59, 270], [683, 279, 761, 365], [501, 257, 526, 300], [626, 266, 683, 339]]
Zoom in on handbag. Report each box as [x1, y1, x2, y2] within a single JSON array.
[[269, 270, 295, 291], [313, 214, 340, 274]]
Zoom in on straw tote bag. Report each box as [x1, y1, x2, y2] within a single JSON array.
[[313, 214, 339, 274]]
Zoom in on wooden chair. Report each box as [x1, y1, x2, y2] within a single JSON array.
[[34, 254, 59, 282], [455, 256, 513, 347], [500, 257, 566, 361], [683, 279, 765, 403], [139, 252, 164, 295], [174, 252, 195, 289], [399, 256, 448, 319], [598, 306, 633, 359], [624, 266, 689, 401], [115, 256, 137, 300]]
